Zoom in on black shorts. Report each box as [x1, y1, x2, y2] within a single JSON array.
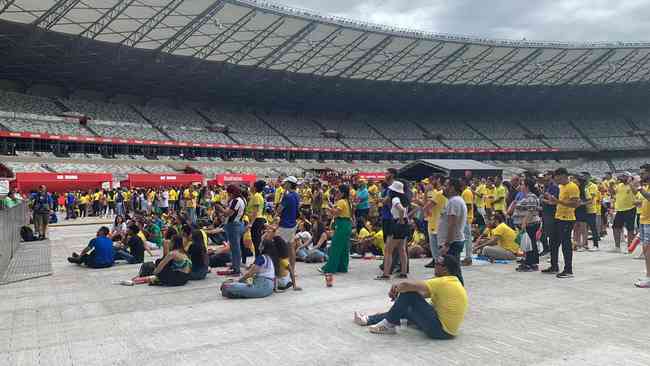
[[613, 208, 636, 231], [575, 206, 588, 223], [382, 219, 393, 242], [391, 220, 410, 240]]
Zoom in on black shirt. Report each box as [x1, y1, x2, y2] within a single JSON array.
[[188, 240, 208, 270], [126, 236, 145, 263]]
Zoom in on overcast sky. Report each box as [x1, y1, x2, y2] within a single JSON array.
[[280, 0, 650, 42]]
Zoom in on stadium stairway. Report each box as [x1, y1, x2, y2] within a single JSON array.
[[311, 118, 350, 148], [623, 118, 650, 147], [463, 122, 500, 147], [365, 122, 400, 148], [568, 121, 599, 150], [253, 113, 297, 147], [130, 105, 174, 142], [516, 121, 552, 148], [194, 109, 240, 144], [413, 121, 452, 148]]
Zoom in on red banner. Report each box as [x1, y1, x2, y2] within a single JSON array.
[[122, 173, 204, 188], [357, 172, 386, 181], [12, 172, 112, 193], [0, 130, 560, 154], [210, 174, 257, 186]]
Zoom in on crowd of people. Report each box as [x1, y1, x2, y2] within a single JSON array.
[[9, 161, 650, 340]]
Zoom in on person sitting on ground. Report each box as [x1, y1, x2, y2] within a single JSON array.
[[123, 236, 191, 286], [113, 224, 145, 264], [275, 235, 301, 291], [354, 255, 468, 339], [110, 215, 127, 242], [162, 227, 177, 257], [188, 229, 209, 280], [144, 218, 163, 249], [407, 223, 429, 258], [220, 234, 281, 299], [473, 212, 519, 261], [68, 226, 114, 268]]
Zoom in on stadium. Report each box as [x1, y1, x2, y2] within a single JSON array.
[[0, 0, 649, 185]]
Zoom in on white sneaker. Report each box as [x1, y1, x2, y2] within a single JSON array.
[[588, 247, 599, 252], [354, 312, 369, 326], [634, 279, 650, 288], [368, 319, 397, 335], [119, 280, 134, 286]]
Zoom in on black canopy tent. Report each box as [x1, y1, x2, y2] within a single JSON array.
[[398, 159, 502, 181]]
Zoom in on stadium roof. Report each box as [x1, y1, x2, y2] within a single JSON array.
[[2, 0, 650, 88], [399, 159, 502, 180]]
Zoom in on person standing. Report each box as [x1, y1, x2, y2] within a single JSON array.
[[376, 181, 409, 279], [276, 176, 300, 278], [355, 179, 370, 230], [424, 176, 447, 268], [247, 180, 267, 256], [540, 171, 559, 256], [438, 179, 467, 285], [582, 172, 600, 251], [634, 164, 650, 288], [321, 184, 353, 274], [216, 185, 246, 275], [511, 179, 542, 271], [611, 172, 637, 253], [311, 179, 323, 218], [492, 176, 507, 215], [31, 185, 52, 240], [543, 168, 580, 278], [461, 179, 474, 266]]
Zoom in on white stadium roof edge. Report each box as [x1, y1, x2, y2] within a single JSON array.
[[2, 0, 650, 86]]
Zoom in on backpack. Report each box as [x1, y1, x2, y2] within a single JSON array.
[[138, 261, 156, 277], [20, 226, 37, 242]]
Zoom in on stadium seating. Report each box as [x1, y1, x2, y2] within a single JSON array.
[[0, 91, 62, 116], [60, 97, 146, 124], [88, 121, 169, 141], [1, 117, 92, 136]]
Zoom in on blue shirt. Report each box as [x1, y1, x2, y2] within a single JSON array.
[[88, 236, 114, 266], [381, 188, 392, 220], [279, 191, 300, 228], [356, 187, 369, 210]]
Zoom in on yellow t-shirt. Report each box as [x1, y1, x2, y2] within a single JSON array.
[[93, 192, 101, 201], [137, 231, 147, 244], [147, 191, 156, 202], [358, 227, 371, 240], [274, 186, 284, 206], [246, 192, 265, 218], [322, 189, 330, 209], [493, 185, 507, 212], [462, 188, 474, 224], [185, 191, 198, 208], [585, 183, 598, 214], [372, 230, 384, 253], [474, 184, 485, 208], [593, 189, 602, 214], [278, 258, 290, 277], [491, 223, 519, 254], [409, 231, 426, 247], [424, 276, 468, 336], [300, 187, 312, 205], [335, 199, 351, 218], [79, 195, 89, 205], [614, 183, 635, 212], [555, 182, 580, 221], [427, 189, 447, 234], [484, 187, 495, 209], [169, 189, 178, 201], [639, 185, 650, 224]]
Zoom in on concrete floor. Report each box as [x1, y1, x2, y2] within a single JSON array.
[[1, 224, 650, 366]]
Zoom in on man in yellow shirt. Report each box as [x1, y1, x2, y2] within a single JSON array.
[[354, 255, 467, 339], [474, 212, 518, 260], [474, 179, 487, 226], [483, 179, 496, 218], [492, 176, 507, 214], [424, 176, 447, 268], [544, 168, 580, 278], [612, 172, 637, 252], [634, 164, 650, 288], [582, 173, 600, 250]]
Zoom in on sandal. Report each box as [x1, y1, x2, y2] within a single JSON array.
[[397, 273, 408, 279], [374, 275, 390, 280]]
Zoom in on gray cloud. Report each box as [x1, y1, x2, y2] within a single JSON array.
[[279, 0, 650, 42]]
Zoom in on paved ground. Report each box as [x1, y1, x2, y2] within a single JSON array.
[[1, 225, 650, 366]]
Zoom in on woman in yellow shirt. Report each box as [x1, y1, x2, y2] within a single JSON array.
[[320, 184, 353, 274]]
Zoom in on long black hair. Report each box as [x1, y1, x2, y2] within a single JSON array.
[[389, 189, 410, 208]]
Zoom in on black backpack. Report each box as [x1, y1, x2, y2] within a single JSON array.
[[138, 261, 156, 277], [20, 226, 37, 242]]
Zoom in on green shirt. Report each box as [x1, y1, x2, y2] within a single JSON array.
[[3, 197, 19, 208]]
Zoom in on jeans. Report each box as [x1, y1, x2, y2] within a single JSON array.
[[115, 202, 124, 217], [586, 213, 599, 247], [297, 248, 327, 262], [224, 222, 244, 273], [447, 241, 464, 285], [428, 232, 439, 258], [367, 292, 453, 340], [221, 276, 274, 299], [463, 222, 473, 259], [80, 252, 113, 269], [190, 265, 209, 280], [551, 220, 575, 273], [113, 249, 139, 264], [524, 222, 541, 266]]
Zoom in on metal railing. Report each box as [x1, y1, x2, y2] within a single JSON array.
[[0, 201, 28, 276]]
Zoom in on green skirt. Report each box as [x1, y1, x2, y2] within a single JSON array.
[[321, 217, 352, 274]]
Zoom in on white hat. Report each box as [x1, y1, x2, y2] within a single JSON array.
[[283, 176, 298, 184], [388, 181, 404, 194]]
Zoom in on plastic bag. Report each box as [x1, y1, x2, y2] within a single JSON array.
[[520, 232, 533, 252]]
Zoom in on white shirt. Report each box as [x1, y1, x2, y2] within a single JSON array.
[[295, 231, 313, 249], [437, 195, 467, 244], [255, 254, 275, 279], [160, 191, 169, 208], [391, 197, 407, 220], [227, 197, 246, 223]]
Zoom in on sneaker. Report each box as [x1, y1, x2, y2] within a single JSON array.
[[634, 279, 650, 288], [353, 312, 369, 326], [576, 247, 585, 252], [350, 253, 363, 259], [556, 271, 574, 279], [588, 247, 600, 252], [541, 267, 559, 274], [368, 319, 397, 335], [119, 280, 134, 286], [424, 260, 435, 268], [539, 250, 550, 257], [461, 258, 472, 266]]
